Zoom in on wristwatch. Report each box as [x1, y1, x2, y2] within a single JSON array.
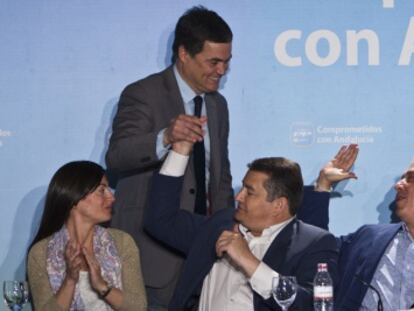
[[98, 285, 112, 299]]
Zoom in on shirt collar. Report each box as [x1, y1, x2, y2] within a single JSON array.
[[173, 65, 204, 104], [239, 217, 295, 242]]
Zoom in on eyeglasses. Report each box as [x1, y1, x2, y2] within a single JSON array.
[[94, 184, 114, 198]]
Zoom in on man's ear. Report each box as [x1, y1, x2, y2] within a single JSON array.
[[271, 197, 289, 215], [178, 45, 190, 63]]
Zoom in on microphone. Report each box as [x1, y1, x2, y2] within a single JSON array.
[[354, 275, 383, 311]]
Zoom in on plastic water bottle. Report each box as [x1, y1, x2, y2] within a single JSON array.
[[313, 263, 334, 311]]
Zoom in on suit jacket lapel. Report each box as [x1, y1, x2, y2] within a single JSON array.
[[262, 219, 295, 273], [356, 223, 402, 281], [163, 66, 185, 118], [252, 220, 296, 310]]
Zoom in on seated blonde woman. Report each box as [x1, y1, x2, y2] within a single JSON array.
[[27, 161, 147, 311]]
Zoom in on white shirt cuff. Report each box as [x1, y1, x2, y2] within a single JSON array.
[[249, 262, 279, 299], [159, 150, 189, 177]]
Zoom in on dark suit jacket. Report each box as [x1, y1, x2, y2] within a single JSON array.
[[300, 198, 403, 310], [106, 66, 234, 288], [145, 173, 338, 311]]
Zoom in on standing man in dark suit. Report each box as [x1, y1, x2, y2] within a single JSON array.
[[105, 6, 234, 309], [144, 140, 340, 311], [308, 145, 414, 311]]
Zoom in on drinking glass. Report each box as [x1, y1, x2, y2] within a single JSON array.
[[272, 276, 297, 311], [3, 281, 29, 311]]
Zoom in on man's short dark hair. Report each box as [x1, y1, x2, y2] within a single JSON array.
[[172, 6, 233, 63], [248, 157, 304, 216]]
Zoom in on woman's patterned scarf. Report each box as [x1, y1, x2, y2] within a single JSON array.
[[46, 226, 122, 310]]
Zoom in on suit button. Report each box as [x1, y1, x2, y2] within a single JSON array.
[[189, 188, 195, 194]]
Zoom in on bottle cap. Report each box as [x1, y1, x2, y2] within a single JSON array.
[[317, 263, 328, 271]]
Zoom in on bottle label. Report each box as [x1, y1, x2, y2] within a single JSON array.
[[314, 286, 333, 298]]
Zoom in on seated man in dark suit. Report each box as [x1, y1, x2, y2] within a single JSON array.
[[144, 140, 344, 311], [311, 144, 414, 311]]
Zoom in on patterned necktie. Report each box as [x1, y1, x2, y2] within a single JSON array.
[[193, 95, 207, 215]]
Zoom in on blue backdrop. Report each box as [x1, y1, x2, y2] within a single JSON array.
[[1, 1, 413, 309]]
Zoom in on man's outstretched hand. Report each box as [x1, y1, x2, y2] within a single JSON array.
[[315, 144, 359, 192]]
